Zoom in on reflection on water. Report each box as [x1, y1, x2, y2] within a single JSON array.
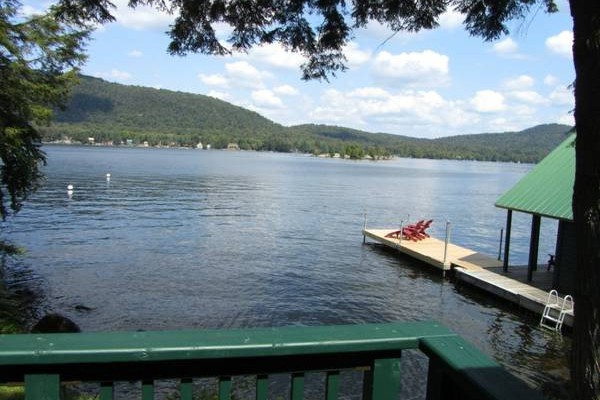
[[1, 146, 569, 398]]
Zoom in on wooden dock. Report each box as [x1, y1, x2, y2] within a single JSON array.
[[362, 229, 503, 272], [363, 228, 573, 327]]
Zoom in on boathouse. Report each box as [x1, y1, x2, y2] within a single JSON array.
[[495, 134, 576, 294]]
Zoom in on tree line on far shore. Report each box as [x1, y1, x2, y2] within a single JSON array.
[[42, 76, 572, 163]]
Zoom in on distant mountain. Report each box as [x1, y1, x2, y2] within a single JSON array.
[[42, 75, 573, 162]]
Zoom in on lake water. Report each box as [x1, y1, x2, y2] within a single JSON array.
[[2, 146, 570, 398]]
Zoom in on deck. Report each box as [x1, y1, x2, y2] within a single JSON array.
[[363, 228, 573, 327]]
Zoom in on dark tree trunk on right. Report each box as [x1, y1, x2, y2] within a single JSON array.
[[569, 1, 600, 398]]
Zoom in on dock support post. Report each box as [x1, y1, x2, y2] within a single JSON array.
[[503, 210, 512, 273], [443, 221, 451, 268], [498, 228, 504, 261]]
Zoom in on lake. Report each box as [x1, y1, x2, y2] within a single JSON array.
[[1, 146, 570, 398]]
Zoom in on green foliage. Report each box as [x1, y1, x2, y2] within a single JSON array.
[[0, 241, 24, 255], [0, 0, 88, 220], [54, 0, 557, 81], [0, 281, 25, 334], [44, 76, 572, 163], [0, 385, 101, 400], [0, 385, 24, 400]]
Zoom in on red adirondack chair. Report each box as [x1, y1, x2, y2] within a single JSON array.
[[385, 219, 433, 241]]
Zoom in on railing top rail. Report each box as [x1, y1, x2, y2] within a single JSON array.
[[420, 335, 545, 400], [0, 321, 454, 366]]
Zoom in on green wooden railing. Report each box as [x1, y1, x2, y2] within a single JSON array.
[[0, 321, 542, 400]]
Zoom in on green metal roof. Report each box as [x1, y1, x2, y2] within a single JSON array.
[[495, 134, 575, 221]]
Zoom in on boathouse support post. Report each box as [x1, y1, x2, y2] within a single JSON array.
[[527, 215, 542, 282], [503, 210, 512, 272], [498, 228, 503, 261]]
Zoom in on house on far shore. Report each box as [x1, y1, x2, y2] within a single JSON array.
[[495, 133, 576, 294], [227, 143, 240, 150]]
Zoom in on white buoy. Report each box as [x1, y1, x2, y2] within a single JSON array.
[[106, 173, 111, 182], [67, 184, 74, 190]]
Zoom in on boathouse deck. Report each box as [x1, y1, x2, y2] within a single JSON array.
[[363, 228, 574, 327]]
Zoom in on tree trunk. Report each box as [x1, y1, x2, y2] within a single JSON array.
[[569, 1, 600, 398]]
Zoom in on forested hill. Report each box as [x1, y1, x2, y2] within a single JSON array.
[[43, 75, 573, 163], [45, 75, 286, 150]]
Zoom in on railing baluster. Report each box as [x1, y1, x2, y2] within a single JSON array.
[[219, 376, 232, 400], [371, 357, 402, 400], [325, 371, 339, 400], [142, 379, 154, 400], [100, 381, 114, 400], [362, 369, 373, 400], [180, 378, 193, 400], [425, 357, 442, 400], [24, 374, 60, 400], [256, 374, 268, 400], [291, 373, 304, 400]]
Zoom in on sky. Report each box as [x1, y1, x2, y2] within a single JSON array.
[[26, 0, 576, 138]]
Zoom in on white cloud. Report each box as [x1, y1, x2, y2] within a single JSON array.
[[558, 113, 575, 126], [344, 42, 371, 67], [513, 105, 537, 116], [94, 69, 132, 82], [349, 87, 390, 99], [199, 61, 271, 90], [438, 9, 463, 29], [251, 90, 284, 108], [470, 90, 506, 113], [507, 90, 548, 105], [128, 50, 143, 58], [549, 86, 574, 107], [544, 74, 559, 86], [245, 44, 305, 69], [19, 4, 45, 17], [225, 61, 267, 88], [372, 50, 450, 87], [546, 31, 573, 58], [487, 118, 518, 132], [274, 85, 299, 96], [207, 90, 231, 101], [359, 21, 417, 42], [198, 73, 229, 87], [503, 75, 534, 90], [308, 87, 478, 135], [213, 22, 234, 43], [112, 0, 174, 30], [492, 38, 518, 55]]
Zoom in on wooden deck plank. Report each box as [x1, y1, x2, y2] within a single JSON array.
[[363, 228, 573, 328], [363, 229, 503, 271]]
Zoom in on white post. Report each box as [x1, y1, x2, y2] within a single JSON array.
[[363, 211, 367, 243], [443, 220, 451, 267], [398, 220, 404, 247]]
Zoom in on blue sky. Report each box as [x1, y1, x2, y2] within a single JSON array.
[[27, 1, 575, 138]]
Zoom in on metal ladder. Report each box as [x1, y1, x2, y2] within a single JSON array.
[[540, 289, 573, 332]]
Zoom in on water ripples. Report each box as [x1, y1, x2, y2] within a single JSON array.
[[2, 147, 569, 398]]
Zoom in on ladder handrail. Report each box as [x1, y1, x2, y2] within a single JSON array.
[[540, 290, 574, 333]]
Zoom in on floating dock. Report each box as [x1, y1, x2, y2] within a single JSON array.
[[363, 228, 573, 327], [363, 229, 503, 272]]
